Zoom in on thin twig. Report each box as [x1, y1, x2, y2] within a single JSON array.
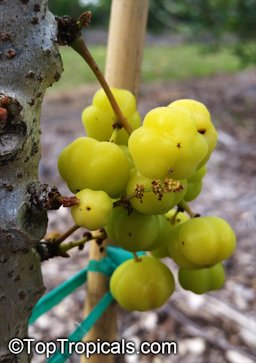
[[71, 37, 133, 135], [54, 224, 80, 245], [59, 236, 90, 253]]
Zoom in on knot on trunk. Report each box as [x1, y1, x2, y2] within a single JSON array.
[[27, 182, 63, 210], [27, 182, 79, 210], [0, 95, 26, 163], [55, 11, 92, 46]]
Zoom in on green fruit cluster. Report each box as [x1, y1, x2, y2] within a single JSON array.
[[57, 88, 236, 311]]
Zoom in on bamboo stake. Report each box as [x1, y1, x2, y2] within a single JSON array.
[[105, 0, 149, 97], [82, 239, 115, 363], [82, 1, 149, 362]]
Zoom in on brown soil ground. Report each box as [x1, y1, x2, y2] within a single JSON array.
[[29, 69, 256, 363]]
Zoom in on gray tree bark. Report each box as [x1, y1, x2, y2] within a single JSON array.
[[0, 1, 62, 362]]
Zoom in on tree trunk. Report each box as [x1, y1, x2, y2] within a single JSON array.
[[0, 1, 62, 362]]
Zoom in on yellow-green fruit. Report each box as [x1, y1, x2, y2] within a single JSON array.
[[178, 216, 236, 267], [165, 209, 189, 224], [58, 137, 96, 193], [178, 263, 225, 294], [104, 206, 120, 246], [164, 210, 199, 269], [106, 207, 161, 252], [126, 169, 187, 215], [84, 141, 130, 197], [110, 256, 175, 311], [184, 180, 203, 202], [150, 214, 174, 258], [82, 88, 141, 145], [184, 165, 206, 202], [58, 137, 130, 197], [167, 228, 198, 270], [189, 165, 207, 182], [71, 189, 112, 230], [93, 88, 135, 114], [119, 145, 134, 169], [151, 243, 169, 259], [168, 99, 218, 165], [143, 105, 196, 133], [128, 106, 208, 180], [151, 211, 196, 267]]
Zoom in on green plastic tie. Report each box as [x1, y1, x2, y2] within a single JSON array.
[[30, 247, 144, 324], [47, 291, 113, 363], [30, 247, 144, 325], [87, 256, 116, 276], [29, 246, 146, 362]]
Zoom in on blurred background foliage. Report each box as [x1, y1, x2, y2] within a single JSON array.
[[48, 0, 256, 92], [50, 0, 256, 64]]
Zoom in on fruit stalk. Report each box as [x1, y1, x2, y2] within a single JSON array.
[[59, 236, 89, 253], [133, 252, 142, 262], [178, 199, 197, 218], [54, 224, 80, 245], [72, 38, 133, 135]]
